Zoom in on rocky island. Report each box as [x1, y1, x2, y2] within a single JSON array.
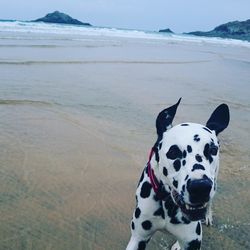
[[188, 19, 250, 41], [159, 28, 174, 34], [33, 11, 91, 26]]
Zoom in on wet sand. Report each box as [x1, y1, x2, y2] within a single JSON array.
[[0, 33, 250, 249]]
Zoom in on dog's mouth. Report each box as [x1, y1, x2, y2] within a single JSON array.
[[172, 190, 208, 221]]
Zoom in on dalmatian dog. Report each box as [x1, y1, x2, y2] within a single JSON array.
[[126, 99, 230, 250]]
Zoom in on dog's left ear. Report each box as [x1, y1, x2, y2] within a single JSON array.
[[206, 104, 230, 135], [156, 98, 181, 139]]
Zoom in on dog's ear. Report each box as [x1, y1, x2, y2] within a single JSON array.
[[206, 104, 230, 135], [156, 98, 181, 139]]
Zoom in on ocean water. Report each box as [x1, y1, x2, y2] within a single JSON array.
[[1, 20, 250, 47], [0, 20, 250, 249]]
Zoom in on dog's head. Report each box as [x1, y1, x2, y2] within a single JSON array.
[[154, 99, 230, 221]]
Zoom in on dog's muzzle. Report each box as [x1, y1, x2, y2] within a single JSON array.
[[172, 177, 213, 221]]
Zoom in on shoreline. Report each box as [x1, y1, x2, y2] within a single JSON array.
[[1, 20, 250, 49]]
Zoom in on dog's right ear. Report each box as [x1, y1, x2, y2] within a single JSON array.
[[156, 98, 181, 139]]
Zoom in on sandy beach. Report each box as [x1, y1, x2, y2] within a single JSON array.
[[0, 29, 250, 249]]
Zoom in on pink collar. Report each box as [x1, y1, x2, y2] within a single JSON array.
[[147, 148, 170, 201], [147, 148, 160, 194]]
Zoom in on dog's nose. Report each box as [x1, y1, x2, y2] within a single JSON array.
[[187, 178, 213, 204]]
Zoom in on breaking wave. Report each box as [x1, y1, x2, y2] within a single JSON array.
[[0, 20, 249, 48]]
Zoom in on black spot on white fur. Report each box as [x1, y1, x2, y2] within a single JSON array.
[[135, 207, 141, 219], [195, 154, 202, 162], [153, 194, 160, 202], [194, 134, 200, 142], [192, 164, 205, 171], [161, 192, 181, 225], [196, 222, 201, 235], [166, 145, 182, 160], [183, 150, 187, 158], [163, 167, 168, 176], [173, 160, 181, 171], [140, 182, 152, 198], [154, 147, 159, 162], [203, 143, 213, 163], [182, 216, 191, 224], [153, 206, 165, 219], [131, 221, 135, 230], [170, 216, 181, 224], [187, 145, 192, 153], [210, 144, 218, 156], [173, 179, 178, 189], [187, 239, 201, 250], [138, 241, 146, 250], [141, 220, 152, 230]]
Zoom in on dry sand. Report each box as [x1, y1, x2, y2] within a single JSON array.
[[0, 34, 249, 249]]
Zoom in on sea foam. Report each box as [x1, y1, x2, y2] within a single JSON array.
[[0, 20, 249, 48]]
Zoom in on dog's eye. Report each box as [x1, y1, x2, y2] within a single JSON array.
[[210, 145, 218, 155], [166, 145, 182, 160], [204, 143, 218, 159]]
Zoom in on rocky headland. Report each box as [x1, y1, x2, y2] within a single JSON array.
[[188, 19, 250, 41], [33, 11, 91, 26]]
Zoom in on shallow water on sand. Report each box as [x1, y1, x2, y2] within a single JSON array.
[[0, 31, 250, 249]]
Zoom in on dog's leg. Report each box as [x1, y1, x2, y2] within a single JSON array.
[[126, 234, 150, 250], [171, 241, 181, 250], [126, 211, 153, 250], [126, 219, 152, 250], [171, 239, 201, 250], [168, 221, 202, 250], [204, 202, 213, 226]]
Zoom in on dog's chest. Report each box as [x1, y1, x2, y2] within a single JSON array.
[[136, 168, 191, 226]]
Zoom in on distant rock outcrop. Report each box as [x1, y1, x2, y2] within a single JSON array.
[[159, 28, 174, 34], [188, 19, 250, 41], [34, 11, 91, 26]]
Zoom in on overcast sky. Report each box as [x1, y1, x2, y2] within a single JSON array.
[[1, 0, 249, 33]]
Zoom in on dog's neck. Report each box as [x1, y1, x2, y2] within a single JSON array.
[[148, 148, 161, 182], [148, 148, 172, 201]]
